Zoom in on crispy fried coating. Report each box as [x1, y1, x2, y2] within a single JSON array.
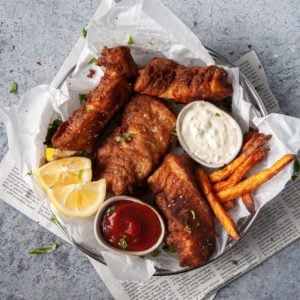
[[52, 46, 138, 153], [134, 58, 232, 103], [95, 95, 176, 195], [148, 154, 216, 268]]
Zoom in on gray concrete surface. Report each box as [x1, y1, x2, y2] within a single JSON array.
[[0, 0, 299, 299]]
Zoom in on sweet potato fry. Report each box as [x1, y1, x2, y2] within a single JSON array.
[[242, 192, 255, 213], [217, 154, 296, 202], [196, 168, 240, 240], [209, 134, 272, 183], [243, 130, 259, 144], [213, 147, 269, 192], [223, 201, 235, 211]]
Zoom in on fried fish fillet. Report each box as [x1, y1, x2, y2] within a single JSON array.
[[95, 94, 176, 195], [148, 154, 216, 268], [51, 46, 138, 153], [134, 57, 232, 103]]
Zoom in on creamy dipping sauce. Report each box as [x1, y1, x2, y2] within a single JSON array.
[[178, 101, 242, 167]]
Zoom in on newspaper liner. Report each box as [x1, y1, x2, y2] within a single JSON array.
[[0, 0, 299, 282]]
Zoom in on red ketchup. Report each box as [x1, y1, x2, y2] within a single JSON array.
[[101, 200, 162, 251]]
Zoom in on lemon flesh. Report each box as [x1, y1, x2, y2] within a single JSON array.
[[34, 157, 92, 190], [45, 147, 76, 162], [47, 179, 106, 218]]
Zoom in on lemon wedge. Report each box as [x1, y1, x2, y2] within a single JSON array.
[[47, 179, 106, 218], [45, 147, 76, 162], [34, 157, 92, 191]]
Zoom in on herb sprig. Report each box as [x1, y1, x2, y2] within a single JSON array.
[[43, 119, 62, 147], [28, 242, 58, 255], [118, 235, 127, 249], [115, 133, 132, 143], [9, 82, 18, 94]]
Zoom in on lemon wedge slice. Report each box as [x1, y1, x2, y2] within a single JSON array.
[[34, 157, 92, 190], [47, 179, 106, 218], [45, 147, 76, 162]]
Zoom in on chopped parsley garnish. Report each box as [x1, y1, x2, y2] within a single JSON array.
[[150, 249, 160, 257], [292, 159, 300, 181], [28, 242, 58, 255], [115, 132, 132, 143], [185, 222, 192, 234], [142, 125, 147, 133], [49, 214, 59, 225], [162, 245, 176, 253], [165, 99, 176, 108], [79, 94, 87, 105], [220, 96, 232, 112], [215, 112, 221, 117], [9, 82, 18, 94], [106, 205, 115, 216], [43, 118, 62, 146], [81, 27, 88, 38], [255, 86, 262, 93], [171, 128, 177, 136], [118, 235, 127, 249], [78, 169, 83, 179], [88, 57, 97, 64], [128, 35, 134, 45], [26, 170, 32, 176], [191, 209, 196, 219]]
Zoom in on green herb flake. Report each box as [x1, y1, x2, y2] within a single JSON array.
[[26, 170, 32, 176], [115, 136, 123, 143], [292, 159, 300, 181], [171, 128, 177, 136], [123, 133, 132, 141], [191, 209, 196, 219], [165, 99, 176, 108], [78, 169, 83, 179], [12, 45, 15, 50], [128, 35, 134, 45], [49, 214, 59, 225], [43, 118, 62, 146], [115, 133, 132, 143], [215, 112, 221, 117], [142, 125, 147, 133], [255, 86, 262, 93], [150, 249, 160, 257], [106, 205, 115, 216], [118, 236, 127, 249], [162, 245, 176, 253], [79, 94, 87, 105], [9, 82, 18, 94], [88, 57, 97, 64], [28, 242, 58, 255], [81, 27, 88, 38], [185, 223, 192, 234]]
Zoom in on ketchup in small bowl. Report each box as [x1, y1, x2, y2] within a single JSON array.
[[94, 196, 165, 255]]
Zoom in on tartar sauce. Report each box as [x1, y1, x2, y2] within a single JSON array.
[[178, 101, 242, 167]]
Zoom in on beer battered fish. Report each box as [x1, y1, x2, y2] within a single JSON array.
[[52, 46, 138, 153], [148, 154, 216, 268], [134, 57, 232, 103], [95, 94, 176, 195]]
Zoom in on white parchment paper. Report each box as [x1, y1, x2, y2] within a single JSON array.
[[1, 0, 299, 281]]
